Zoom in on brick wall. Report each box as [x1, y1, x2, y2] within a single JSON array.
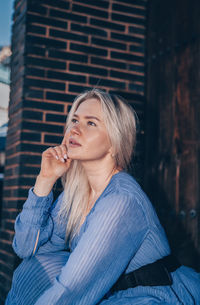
[[0, 0, 147, 301]]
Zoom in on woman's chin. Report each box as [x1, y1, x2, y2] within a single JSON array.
[[67, 153, 81, 161]]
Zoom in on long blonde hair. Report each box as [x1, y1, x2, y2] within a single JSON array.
[[58, 89, 137, 243]]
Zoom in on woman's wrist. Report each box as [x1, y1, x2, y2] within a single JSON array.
[[33, 174, 57, 197]]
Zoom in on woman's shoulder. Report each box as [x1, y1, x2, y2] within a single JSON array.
[[94, 171, 146, 214], [106, 171, 145, 199], [102, 171, 155, 217], [106, 171, 165, 228]]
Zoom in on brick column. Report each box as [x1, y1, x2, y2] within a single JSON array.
[[0, 0, 148, 301]]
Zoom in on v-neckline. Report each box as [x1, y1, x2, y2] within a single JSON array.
[[70, 171, 125, 249], [80, 170, 124, 227]]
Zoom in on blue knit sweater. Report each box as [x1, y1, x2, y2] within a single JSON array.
[[5, 172, 200, 304]]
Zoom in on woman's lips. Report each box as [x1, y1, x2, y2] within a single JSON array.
[[69, 138, 81, 147]]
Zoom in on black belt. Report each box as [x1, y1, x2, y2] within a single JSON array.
[[110, 254, 181, 293]]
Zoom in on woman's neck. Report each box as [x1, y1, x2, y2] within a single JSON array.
[[79, 158, 121, 226], [81, 158, 119, 196]]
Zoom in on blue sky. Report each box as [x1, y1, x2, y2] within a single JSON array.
[[0, 0, 14, 46]]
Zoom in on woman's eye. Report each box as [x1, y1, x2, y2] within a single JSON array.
[[71, 118, 78, 124], [88, 121, 96, 126]]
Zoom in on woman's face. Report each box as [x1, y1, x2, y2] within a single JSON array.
[[64, 98, 112, 162]]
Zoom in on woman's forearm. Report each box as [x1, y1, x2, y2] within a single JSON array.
[[33, 174, 57, 197]]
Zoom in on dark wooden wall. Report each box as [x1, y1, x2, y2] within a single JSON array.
[[145, 0, 200, 268]]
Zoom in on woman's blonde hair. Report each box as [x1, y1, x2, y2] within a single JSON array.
[[58, 89, 137, 243]]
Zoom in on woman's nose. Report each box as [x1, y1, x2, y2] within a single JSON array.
[[70, 124, 81, 135]]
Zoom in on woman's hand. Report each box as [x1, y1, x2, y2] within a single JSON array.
[[34, 143, 71, 196], [40, 144, 71, 179]]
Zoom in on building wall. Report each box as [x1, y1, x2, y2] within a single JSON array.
[[0, 0, 147, 301]]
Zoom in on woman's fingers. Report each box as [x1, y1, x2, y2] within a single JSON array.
[[39, 145, 71, 180], [52, 146, 64, 163], [43, 144, 69, 164], [45, 147, 59, 160], [60, 144, 68, 160], [49, 145, 68, 163]]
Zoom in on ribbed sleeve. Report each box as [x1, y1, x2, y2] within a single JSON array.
[[34, 192, 148, 305], [13, 188, 54, 258]]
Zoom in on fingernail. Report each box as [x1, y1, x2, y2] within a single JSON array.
[[64, 154, 67, 159], [55, 156, 59, 160], [61, 158, 65, 163]]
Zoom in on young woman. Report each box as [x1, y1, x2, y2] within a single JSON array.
[[6, 89, 200, 305]]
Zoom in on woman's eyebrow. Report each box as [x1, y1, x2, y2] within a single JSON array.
[[73, 114, 101, 121]]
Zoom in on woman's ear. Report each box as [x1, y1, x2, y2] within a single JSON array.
[[108, 147, 115, 158]]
